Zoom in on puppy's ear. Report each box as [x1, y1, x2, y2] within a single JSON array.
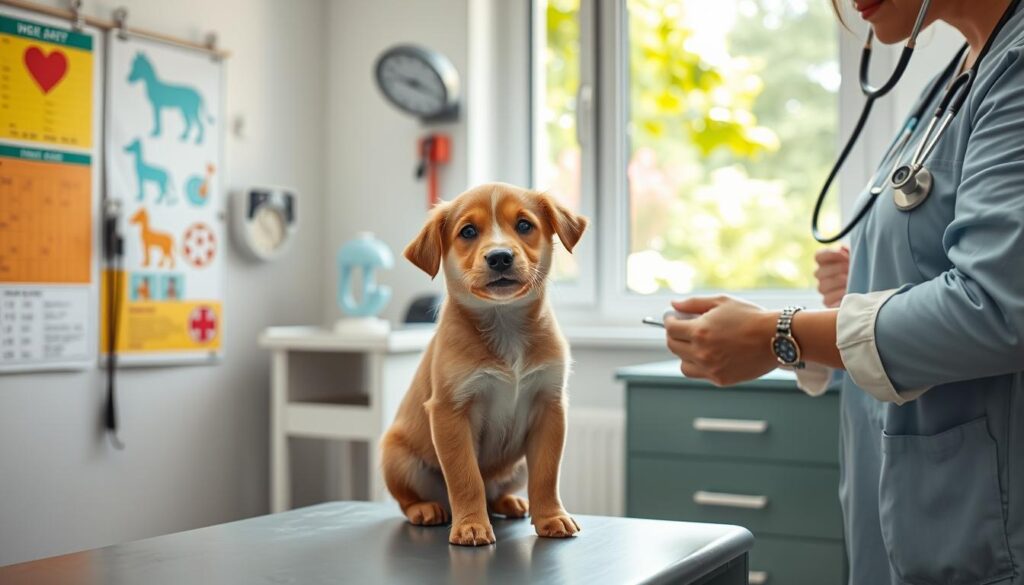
[[404, 202, 450, 278], [537, 193, 588, 253]]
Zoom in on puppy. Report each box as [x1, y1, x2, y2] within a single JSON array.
[[380, 182, 587, 546]]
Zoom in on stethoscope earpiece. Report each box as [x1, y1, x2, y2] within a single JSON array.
[[891, 164, 932, 211]]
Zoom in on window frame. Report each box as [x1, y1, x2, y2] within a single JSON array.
[[530, 0, 873, 324], [532, 0, 599, 307]]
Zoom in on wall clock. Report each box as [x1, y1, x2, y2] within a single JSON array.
[[374, 45, 460, 122]]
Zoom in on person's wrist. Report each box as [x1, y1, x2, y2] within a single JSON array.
[[761, 309, 781, 362]]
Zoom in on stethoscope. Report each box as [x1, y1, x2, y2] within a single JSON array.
[[811, 0, 1022, 243]]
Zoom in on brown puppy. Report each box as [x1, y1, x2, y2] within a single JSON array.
[[380, 183, 587, 546]]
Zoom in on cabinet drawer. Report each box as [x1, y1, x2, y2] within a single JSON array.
[[628, 385, 839, 465], [748, 536, 845, 585], [628, 456, 842, 540]]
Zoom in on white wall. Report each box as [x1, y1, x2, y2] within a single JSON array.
[[324, 0, 470, 325], [570, 347, 669, 408], [0, 0, 328, 565]]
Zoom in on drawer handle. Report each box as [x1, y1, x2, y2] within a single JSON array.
[[749, 570, 769, 585], [693, 417, 768, 434], [693, 490, 768, 510]]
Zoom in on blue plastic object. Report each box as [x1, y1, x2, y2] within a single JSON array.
[[336, 233, 394, 317]]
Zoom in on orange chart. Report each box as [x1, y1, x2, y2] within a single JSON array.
[[0, 145, 92, 284]]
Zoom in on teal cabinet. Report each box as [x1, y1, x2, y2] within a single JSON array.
[[619, 362, 845, 585]]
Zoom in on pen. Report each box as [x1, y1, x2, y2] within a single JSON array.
[[641, 310, 698, 328]]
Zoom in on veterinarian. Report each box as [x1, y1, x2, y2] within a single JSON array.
[[664, 0, 1024, 583]]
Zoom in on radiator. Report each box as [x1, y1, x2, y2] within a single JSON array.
[[560, 408, 626, 517]]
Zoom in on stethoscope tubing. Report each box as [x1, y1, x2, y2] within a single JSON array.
[[811, 0, 1019, 244]]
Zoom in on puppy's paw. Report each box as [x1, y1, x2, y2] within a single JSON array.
[[449, 519, 495, 546], [492, 494, 529, 519], [404, 501, 449, 526], [533, 513, 581, 538]]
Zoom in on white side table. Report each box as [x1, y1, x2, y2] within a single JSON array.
[[258, 326, 433, 512]]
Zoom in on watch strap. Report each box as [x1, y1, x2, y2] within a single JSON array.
[[777, 306, 804, 334], [774, 306, 805, 369]]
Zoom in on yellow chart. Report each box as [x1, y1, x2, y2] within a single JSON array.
[[0, 14, 93, 148], [0, 12, 96, 372], [100, 270, 222, 353]]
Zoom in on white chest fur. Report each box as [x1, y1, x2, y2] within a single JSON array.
[[445, 301, 568, 468], [456, 362, 565, 468]]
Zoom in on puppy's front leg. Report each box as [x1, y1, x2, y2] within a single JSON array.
[[527, 396, 581, 538], [427, 399, 494, 546]]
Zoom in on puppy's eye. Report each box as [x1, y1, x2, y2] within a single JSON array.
[[516, 219, 533, 234], [460, 225, 478, 239]]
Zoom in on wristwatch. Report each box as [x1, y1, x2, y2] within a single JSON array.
[[771, 306, 805, 369]]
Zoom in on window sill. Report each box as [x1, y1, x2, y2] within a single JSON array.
[[561, 325, 666, 350]]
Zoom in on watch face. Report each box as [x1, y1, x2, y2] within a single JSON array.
[[773, 336, 799, 364]]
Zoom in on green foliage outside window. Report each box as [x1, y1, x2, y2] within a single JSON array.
[[539, 0, 841, 294]]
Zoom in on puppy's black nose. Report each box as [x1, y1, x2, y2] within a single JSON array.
[[485, 249, 514, 271]]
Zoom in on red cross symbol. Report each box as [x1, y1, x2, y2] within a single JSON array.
[[188, 306, 217, 343]]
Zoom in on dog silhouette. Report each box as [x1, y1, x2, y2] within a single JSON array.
[[123, 139, 173, 203], [129, 208, 175, 269], [128, 52, 213, 144]]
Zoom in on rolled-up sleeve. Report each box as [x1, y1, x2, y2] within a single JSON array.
[[792, 362, 834, 397], [862, 48, 1024, 399], [838, 289, 928, 404]]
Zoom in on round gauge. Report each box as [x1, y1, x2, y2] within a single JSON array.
[[231, 187, 298, 262], [252, 206, 286, 257], [375, 45, 460, 121]]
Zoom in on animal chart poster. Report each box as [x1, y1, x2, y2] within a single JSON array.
[[0, 10, 101, 373], [103, 34, 224, 365]]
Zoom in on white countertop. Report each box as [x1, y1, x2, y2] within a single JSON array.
[[258, 325, 435, 353]]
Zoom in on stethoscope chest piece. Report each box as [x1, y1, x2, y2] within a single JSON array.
[[891, 163, 932, 211]]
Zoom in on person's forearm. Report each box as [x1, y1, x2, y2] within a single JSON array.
[[790, 309, 843, 369]]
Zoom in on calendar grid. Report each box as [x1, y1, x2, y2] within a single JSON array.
[[0, 148, 91, 285]]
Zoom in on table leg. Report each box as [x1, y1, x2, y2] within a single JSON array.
[[271, 349, 290, 513], [368, 439, 385, 502], [366, 352, 385, 502]]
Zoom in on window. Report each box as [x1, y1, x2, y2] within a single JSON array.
[[532, 0, 590, 292], [533, 0, 841, 310]]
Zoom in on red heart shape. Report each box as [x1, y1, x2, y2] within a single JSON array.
[[23, 46, 68, 94]]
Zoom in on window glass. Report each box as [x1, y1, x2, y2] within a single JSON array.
[[535, 0, 582, 283], [626, 0, 840, 294]]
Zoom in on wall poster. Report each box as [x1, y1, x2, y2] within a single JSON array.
[[103, 33, 224, 365], [0, 9, 101, 373]]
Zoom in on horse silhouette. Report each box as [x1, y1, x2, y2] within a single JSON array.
[[128, 52, 213, 144], [124, 139, 174, 203], [129, 208, 175, 269]]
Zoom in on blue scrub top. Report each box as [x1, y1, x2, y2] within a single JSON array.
[[841, 10, 1024, 585]]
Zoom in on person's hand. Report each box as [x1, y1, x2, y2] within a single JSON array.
[[814, 246, 849, 308], [665, 295, 779, 387]]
